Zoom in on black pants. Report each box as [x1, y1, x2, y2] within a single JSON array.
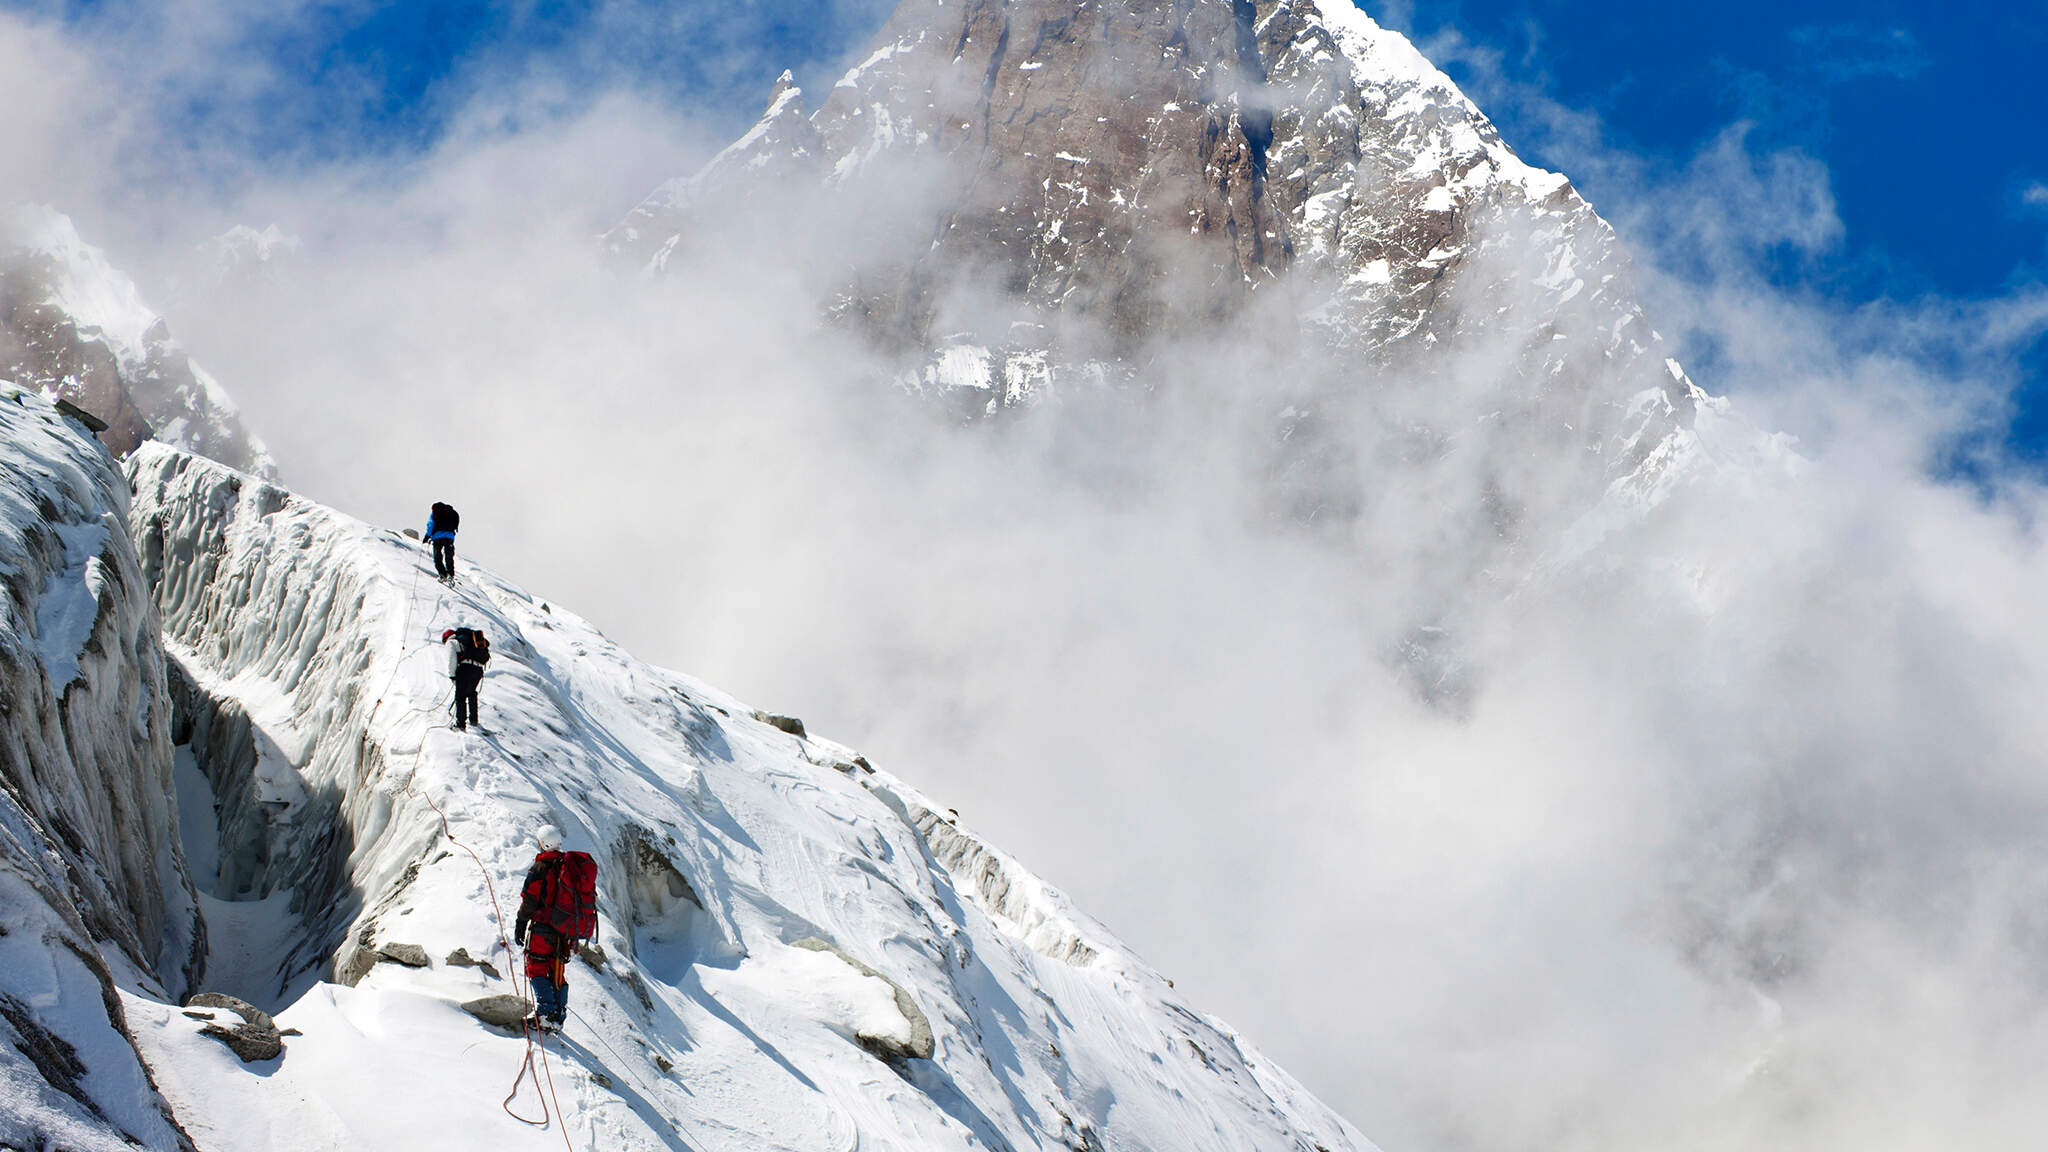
[[454, 666, 483, 728], [431, 537, 456, 580]]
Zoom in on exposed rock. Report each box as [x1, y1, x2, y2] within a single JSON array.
[[186, 992, 275, 1032], [188, 994, 283, 1063], [448, 947, 505, 979], [199, 1020, 282, 1063], [613, 0, 1696, 565], [335, 944, 379, 988], [54, 397, 109, 433], [577, 942, 607, 969], [622, 828, 704, 921], [791, 938, 936, 1061], [376, 942, 430, 968], [751, 710, 807, 738], [461, 995, 534, 1029]]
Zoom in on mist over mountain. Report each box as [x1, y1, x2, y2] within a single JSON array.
[[1, 206, 274, 477], [2, 0, 2047, 1150]]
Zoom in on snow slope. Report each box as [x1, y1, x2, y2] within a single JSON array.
[[123, 443, 1372, 1152]]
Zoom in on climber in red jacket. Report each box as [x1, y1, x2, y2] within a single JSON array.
[[512, 825, 597, 1033]]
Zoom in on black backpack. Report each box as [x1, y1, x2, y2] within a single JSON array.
[[432, 502, 460, 533], [455, 628, 491, 666]]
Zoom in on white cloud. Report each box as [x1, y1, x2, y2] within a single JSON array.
[[11, 6, 2048, 1152], [2024, 182, 2048, 209]]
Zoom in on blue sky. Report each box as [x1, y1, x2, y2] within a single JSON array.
[[1374, 0, 2048, 463], [23, 0, 2048, 461]]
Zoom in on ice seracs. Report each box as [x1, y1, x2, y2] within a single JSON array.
[[0, 387, 199, 1151]]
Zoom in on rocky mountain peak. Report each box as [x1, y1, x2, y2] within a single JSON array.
[[616, 0, 1687, 483]]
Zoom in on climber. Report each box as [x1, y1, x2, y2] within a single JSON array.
[[441, 625, 490, 731], [425, 501, 459, 584], [513, 825, 599, 1033]]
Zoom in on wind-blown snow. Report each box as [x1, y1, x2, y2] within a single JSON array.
[[3, 205, 161, 354], [121, 443, 1371, 1152], [1, 205, 277, 477]]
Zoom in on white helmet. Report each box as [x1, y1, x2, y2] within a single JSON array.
[[536, 825, 563, 852]]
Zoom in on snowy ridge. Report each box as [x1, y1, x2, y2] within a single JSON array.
[[601, 72, 820, 273], [904, 805, 1111, 969], [1253, 0, 1681, 459], [1546, 359, 1804, 582], [1311, 1, 1564, 202], [121, 444, 1373, 1152]]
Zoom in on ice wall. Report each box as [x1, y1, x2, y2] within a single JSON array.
[[0, 385, 199, 1150], [128, 446, 441, 1001]]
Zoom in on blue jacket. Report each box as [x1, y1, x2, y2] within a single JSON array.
[[425, 514, 456, 541]]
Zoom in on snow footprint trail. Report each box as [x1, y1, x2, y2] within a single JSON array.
[[378, 584, 582, 1148], [125, 443, 1375, 1152]]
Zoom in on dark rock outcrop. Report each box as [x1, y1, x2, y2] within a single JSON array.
[[376, 942, 431, 968], [189, 994, 283, 1063]]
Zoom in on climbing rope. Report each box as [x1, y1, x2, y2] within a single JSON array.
[[369, 540, 579, 1149], [397, 722, 575, 1150]]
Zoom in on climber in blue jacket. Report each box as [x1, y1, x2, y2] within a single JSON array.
[[425, 501, 459, 583]]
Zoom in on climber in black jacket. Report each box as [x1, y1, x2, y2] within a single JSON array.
[[441, 625, 490, 731]]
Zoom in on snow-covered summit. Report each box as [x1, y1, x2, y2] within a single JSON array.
[[1, 204, 275, 477], [617, 0, 1679, 432], [602, 0, 1698, 608], [111, 443, 1372, 1151]]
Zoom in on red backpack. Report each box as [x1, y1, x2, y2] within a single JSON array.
[[539, 852, 598, 942]]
